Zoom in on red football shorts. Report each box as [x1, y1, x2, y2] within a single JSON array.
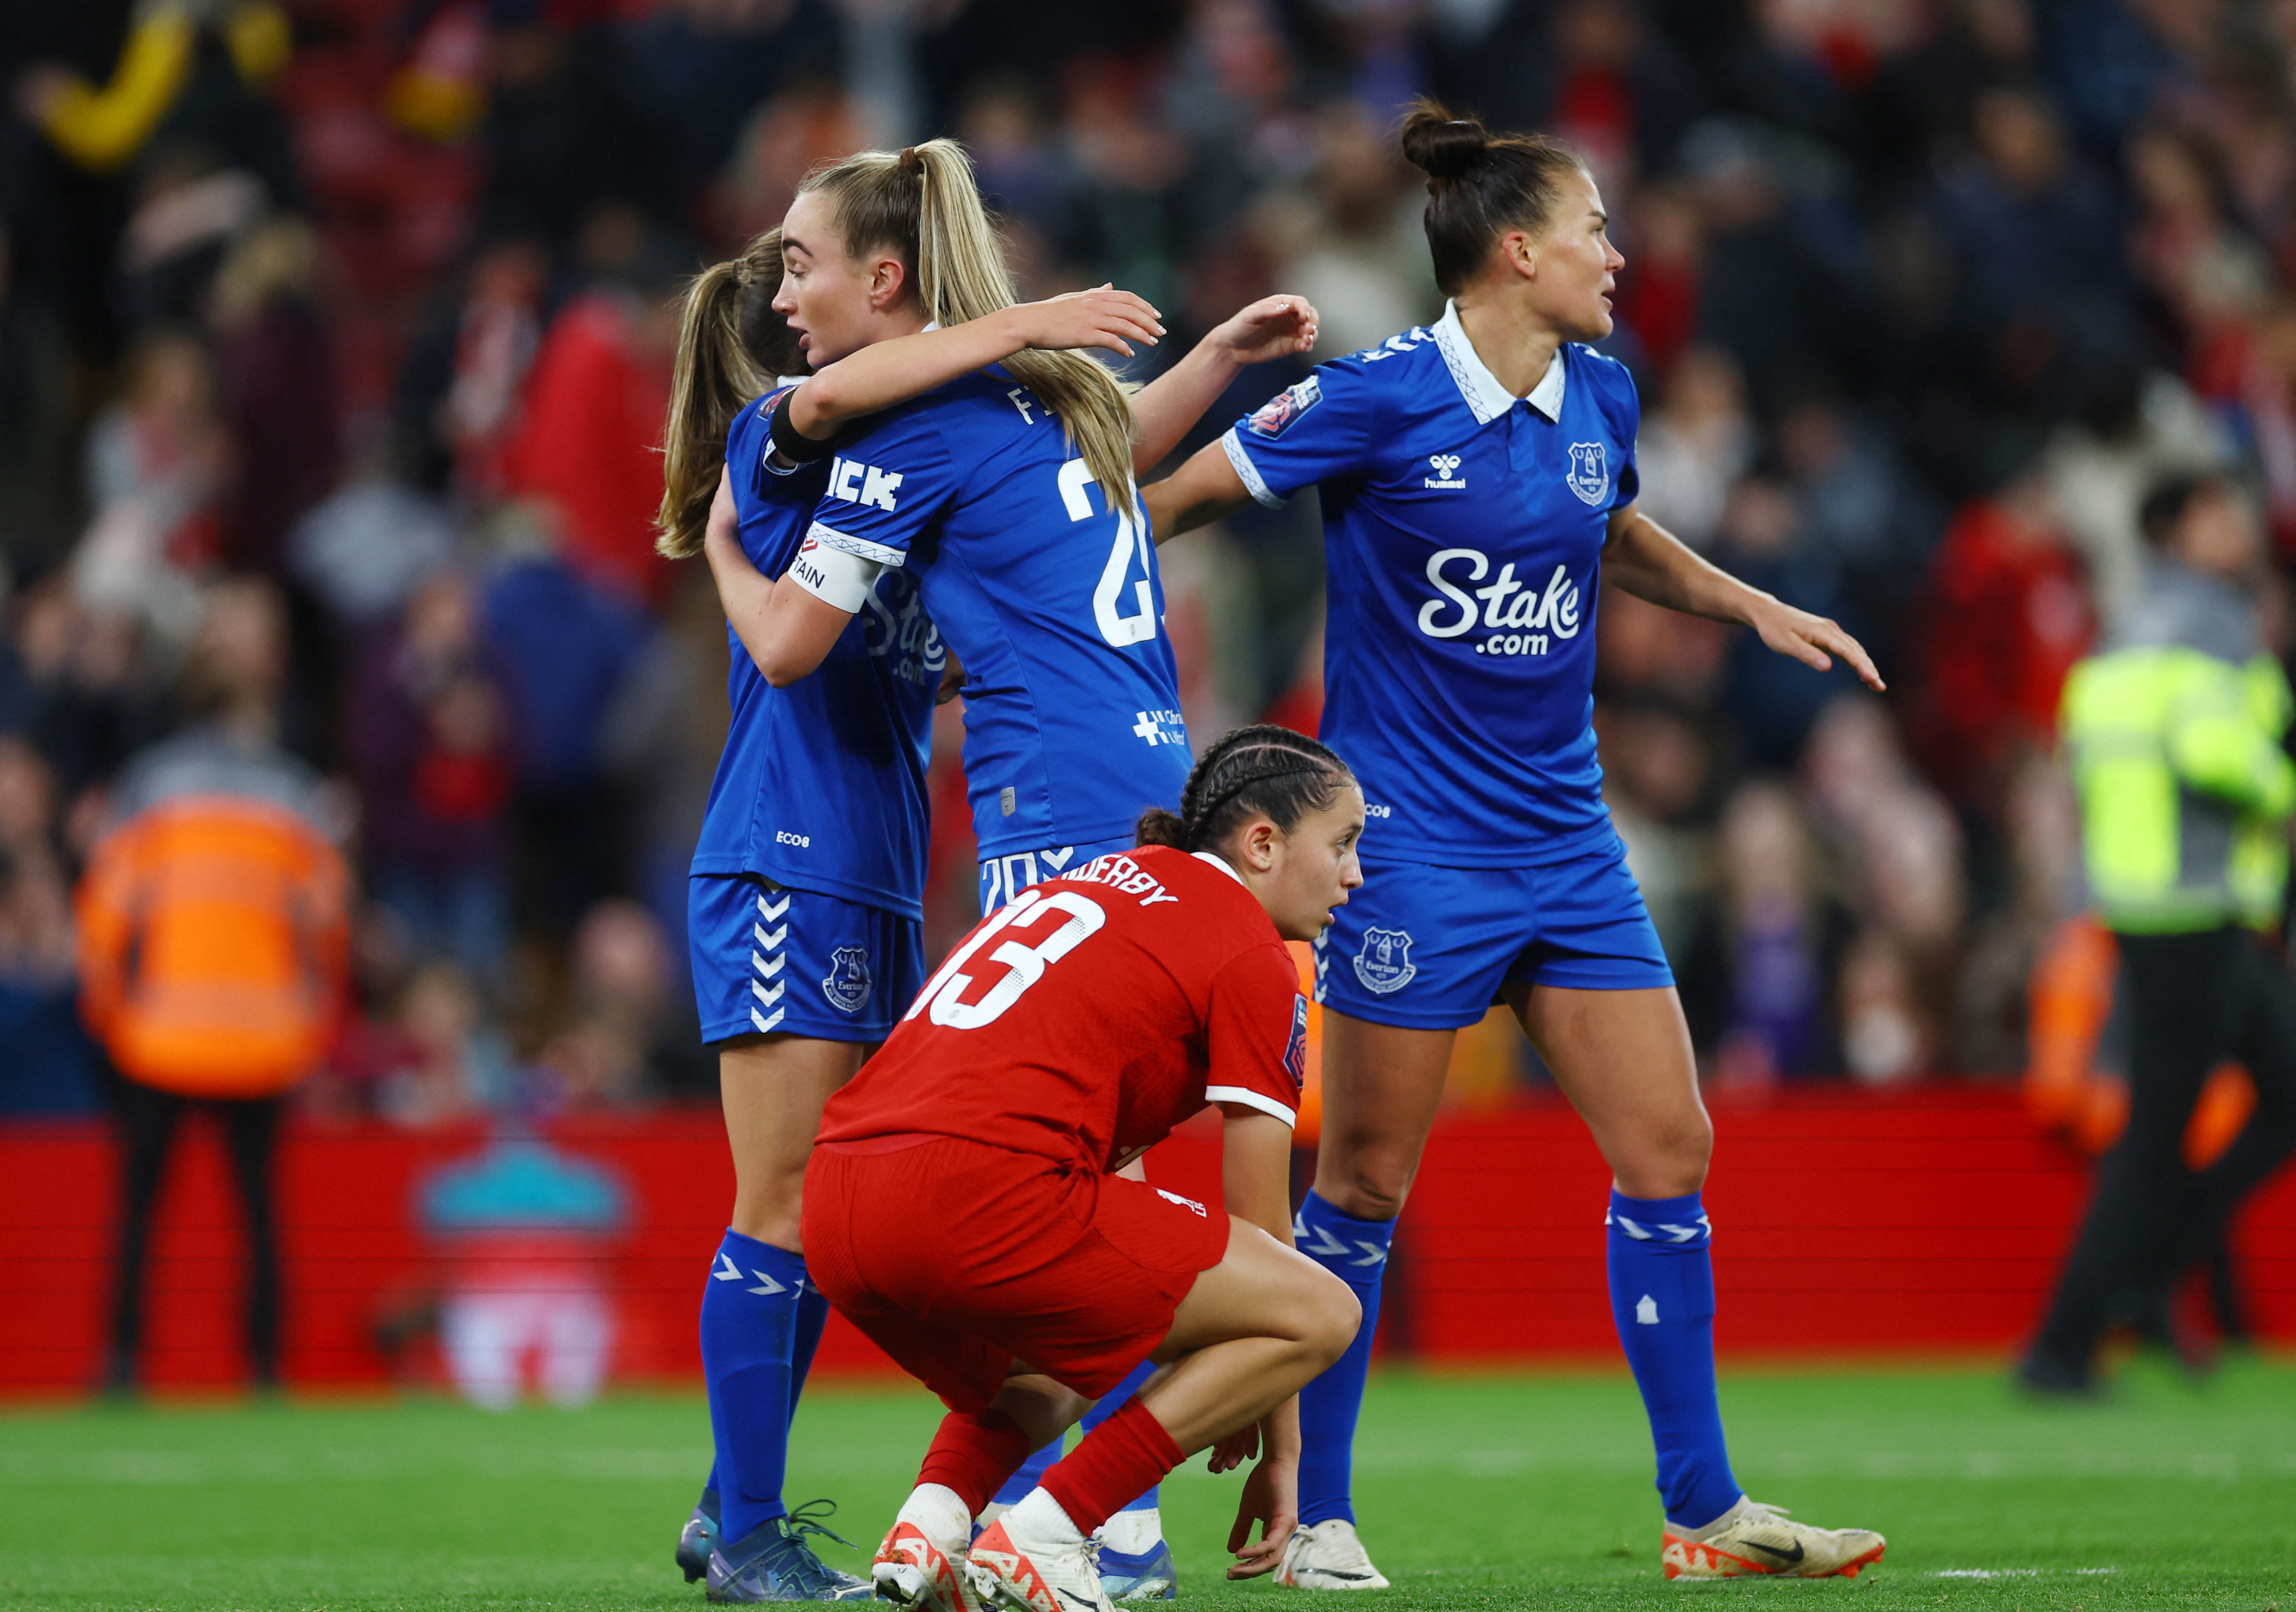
[[802, 1135, 1231, 1412]]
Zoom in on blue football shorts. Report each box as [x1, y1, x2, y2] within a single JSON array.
[[688, 874, 926, 1045], [977, 835, 1136, 913], [1313, 831, 1674, 1030]]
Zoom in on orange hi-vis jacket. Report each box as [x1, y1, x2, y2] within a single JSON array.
[[77, 730, 350, 1098]]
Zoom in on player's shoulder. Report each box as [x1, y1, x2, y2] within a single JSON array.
[[1566, 343, 1641, 413], [1238, 325, 1438, 443], [1053, 845, 1268, 930]]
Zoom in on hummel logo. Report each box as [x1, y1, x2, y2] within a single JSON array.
[[1425, 452, 1465, 489], [747, 1269, 787, 1297], [712, 1251, 743, 1281], [1300, 1223, 1350, 1260], [756, 893, 790, 921], [1745, 1539, 1806, 1566]]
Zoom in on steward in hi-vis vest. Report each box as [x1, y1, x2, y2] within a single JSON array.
[[2023, 472, 2296, 1396]]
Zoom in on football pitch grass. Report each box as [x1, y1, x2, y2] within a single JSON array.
[[2, 1362, 2292, 1610]]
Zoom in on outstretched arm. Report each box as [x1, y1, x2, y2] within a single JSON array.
[[701, 467, 854, 686], [1129, 296, 1320, 474], [785, 286, 1164, 439], [1602, 503, 1885, 691]]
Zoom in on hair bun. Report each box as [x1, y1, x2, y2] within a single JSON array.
[[1400, 101, 1490, 181], [898, 145, 925, 176]]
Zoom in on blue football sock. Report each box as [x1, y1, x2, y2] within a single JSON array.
[[700, 1230, 806, 1545], [790, 1281, 830, 1416], [701, 1459, 720, 1514], [1605, 1189, 1741, 1529], [1294, 1191, 1395, 1527], [1080, 1361, 1161, 1522]]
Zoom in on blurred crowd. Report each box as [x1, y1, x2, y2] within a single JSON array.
[[1, 0, 2294, 1120]]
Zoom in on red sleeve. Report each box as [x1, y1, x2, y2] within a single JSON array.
[[1203, 942, 1307, 1128]]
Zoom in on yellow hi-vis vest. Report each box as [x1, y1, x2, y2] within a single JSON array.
[[2060, 645, 2296, 932]]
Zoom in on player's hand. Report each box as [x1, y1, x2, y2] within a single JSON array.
[[1205, 1421, 1260, 1474], [1746, 594, 1885, 693], [1225, 1451, 1297, 1579], [1004, 286, 1163, 358], [1208, 294, 1319, 366]]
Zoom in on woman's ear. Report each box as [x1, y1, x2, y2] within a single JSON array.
[[866, 255, 909, 312], [1502, 229, 1538, 281], [1241, 817, 1280, 873]]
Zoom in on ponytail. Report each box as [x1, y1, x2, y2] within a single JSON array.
[[656, 229, 803, 559], [1137, 725, 1356, 856], [799, 140, 1141, 517]]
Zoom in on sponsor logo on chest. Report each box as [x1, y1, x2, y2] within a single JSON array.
[[1415, 547, 1584, 658]]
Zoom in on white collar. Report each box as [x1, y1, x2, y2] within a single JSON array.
[[1191, 850, 1245, 885], [1431, 300, 1566, 426]]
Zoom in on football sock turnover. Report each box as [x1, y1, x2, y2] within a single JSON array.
[[1294, 1190, 1396, 1527], [1605, 1188, 1742, 1530], [699, 1230, 808, 1543]]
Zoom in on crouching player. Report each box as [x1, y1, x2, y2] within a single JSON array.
[[800, 727, 1366, 1612]]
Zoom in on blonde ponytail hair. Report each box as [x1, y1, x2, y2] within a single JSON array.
[[656, 229, 803, 559], [800, 140, 1139, 514]]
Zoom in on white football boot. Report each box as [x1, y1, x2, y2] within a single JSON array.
[[1273, 1520, 1390, 1590], [1661, 1497, 1885, 1579], [966, 1492, 1115, 1612]]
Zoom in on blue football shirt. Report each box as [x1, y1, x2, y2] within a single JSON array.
[[1220, 302, 1641, 866], [689, 389, 939, 917], [798, 368, 1192, 858]]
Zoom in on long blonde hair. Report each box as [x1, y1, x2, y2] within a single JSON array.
[[800, 139, 1138, 513], [655, 228, 803, 559]]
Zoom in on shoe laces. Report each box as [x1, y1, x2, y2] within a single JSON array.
[[763, 1500, 860, 1596]]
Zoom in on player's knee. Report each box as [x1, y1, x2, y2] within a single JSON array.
[[1299, 1268, 1361, 1370], [1326, 1161, 1411, 1222]]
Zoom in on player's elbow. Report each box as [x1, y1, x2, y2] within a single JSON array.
[[756, 649, 816, 688]]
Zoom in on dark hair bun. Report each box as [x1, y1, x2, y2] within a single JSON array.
[[1400, 101, 1490, 181]]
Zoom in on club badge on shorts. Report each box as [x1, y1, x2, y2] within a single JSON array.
[[821, 946, 873, 1015], [1352, 927, 1417, 995], [1566, 441, 1609, 506]]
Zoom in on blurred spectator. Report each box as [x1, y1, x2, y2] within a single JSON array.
[[74, 326, 227, 645], [0, 229, 77, 573], [1679, 779, 1849, 1086], [1905, 457, 2091, 814], [74, 579, 350, 1390], [1632, 346, 1752, 551], [375, 958, 517, 1126], [207, 216, 337, 576], [345, 571, 514, 980], [0, 735, 105, 1116], [2041, 362, 2229, 620], [1598, 699, 1714, 962], [530, 898, 709, 1111]]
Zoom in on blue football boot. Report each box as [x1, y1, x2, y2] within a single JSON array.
[[705, 1500, 872, 1602], [1097, 1537, 1177, 1601], [678, 1487, 722, 1584]]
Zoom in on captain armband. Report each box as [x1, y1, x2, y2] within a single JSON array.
[[787, 536, 886, 612]]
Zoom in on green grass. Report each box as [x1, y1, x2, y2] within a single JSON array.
[[3, 1362, 2294, 1609]]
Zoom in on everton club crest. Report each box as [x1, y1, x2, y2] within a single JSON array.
[[821, 947, 873, 1015], [1565, 441, 1609, 506], [1352, 927, 1417, 995]]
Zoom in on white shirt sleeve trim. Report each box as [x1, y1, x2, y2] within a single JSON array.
[[805, 520, 906, 567], [1220, 428, 1286, 510], [788, 541, 885, 612], [1205, 1085, 1297, 1127]]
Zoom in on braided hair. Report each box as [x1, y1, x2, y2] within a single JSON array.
[[1136, 725, 1355, 856]]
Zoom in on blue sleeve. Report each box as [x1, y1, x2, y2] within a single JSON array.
[[801, 403, 958, 567], [1216, 358, 1381, 509], [1597, 354, 1641, 513], [730, 388, 817, 507]]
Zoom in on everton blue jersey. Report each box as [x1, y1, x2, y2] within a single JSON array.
[[1220, 302, 1640, 866], [689, 390, 939, 917], [799, 368, 1192, 858]]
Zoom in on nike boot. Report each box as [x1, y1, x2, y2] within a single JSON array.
[[1661, 1497, 1885, 1579], [967, 1507, 1115, 1612], [1272, 1520, 1389, 1590], [875, 1520, 980, 1612]]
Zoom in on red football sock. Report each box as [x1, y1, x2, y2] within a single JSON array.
[[1037, 1399, 1183, 1537], [916, 1409, 1037, 1517]]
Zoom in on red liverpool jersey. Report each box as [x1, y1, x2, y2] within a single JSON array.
[[818, 846, 1307, 1171]]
